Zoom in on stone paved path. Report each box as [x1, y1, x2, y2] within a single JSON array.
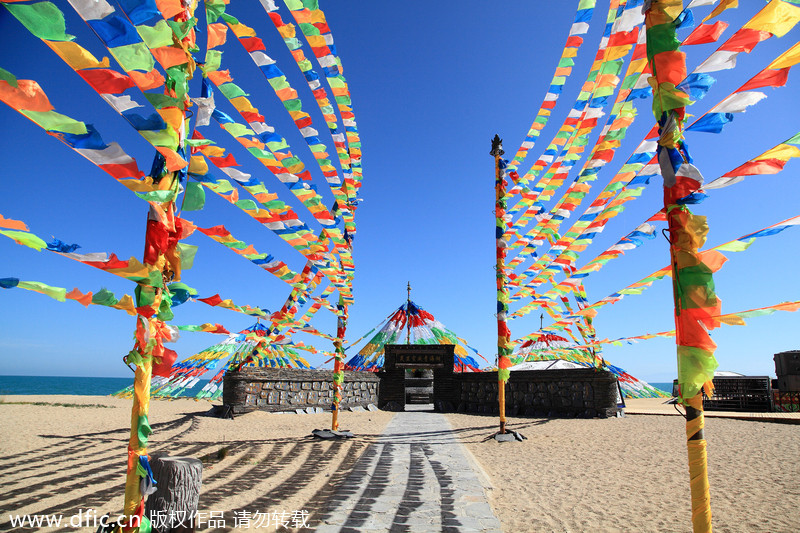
[[314, 409, 503, 532]]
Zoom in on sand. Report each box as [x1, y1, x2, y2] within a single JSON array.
[[446, 401, 800, 533], [1, 396, 799, 532], [0, 395, 394, 532]]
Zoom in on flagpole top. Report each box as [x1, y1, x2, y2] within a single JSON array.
[[490, 134, 504, 157]]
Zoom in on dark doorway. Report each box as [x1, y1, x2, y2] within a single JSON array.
[[378, 344, 456, 411], [405, 369, 433, 404]]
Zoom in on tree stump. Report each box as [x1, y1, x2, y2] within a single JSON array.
[[146, 455, 202, 533]]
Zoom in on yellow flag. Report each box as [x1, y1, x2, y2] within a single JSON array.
[[703, 0, 738, 23], [229, 22, 257, 38], [718, 315, 747, 326], [744, 0, 800, 38], [758, 143, 800, 162], [188, 155, 208, 175], [45, 40, 110, 70], [768, 42, 800, 69]]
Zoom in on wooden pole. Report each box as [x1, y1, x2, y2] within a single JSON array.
[[666, 194, 713, 533], [331, 297, 348, 431], [123, 156, 182, 527], [645, 2, 716, 531], [121, 5, 196, 527], [123, 313, 154, 527], [406, 281, 412, 344], [491, 134, 510, 434], [331, 343, 340, 431]]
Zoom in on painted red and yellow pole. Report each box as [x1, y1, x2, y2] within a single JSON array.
[[491, 135, 511, 434], [122, 4, 197, 531], [331, 294, 348, 431], [645, 2, 720, 531]]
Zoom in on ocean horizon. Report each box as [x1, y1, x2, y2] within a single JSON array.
[[0, 375, 211, 397], [0, 375, 674, 397], [649, 382, 674, 395]]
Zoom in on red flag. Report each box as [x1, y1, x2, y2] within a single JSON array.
[[720, 28, 771, 53], [152, 347, 178, 377], [208, 153, 239, 168], [197, 225, 230, 237], [736, 68, 790, 92], [240, 37, 266, 52], [722, 158, 786, 177], [682, 22, 728, 46], [77, 69, 135, 94], [198, 294, 223, 306]]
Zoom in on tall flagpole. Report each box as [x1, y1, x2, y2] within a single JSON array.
[[491, 134, 510, 434], [121, 4, 196, 529], [645, 2, 718, 531], [406, 281, 412, 344]]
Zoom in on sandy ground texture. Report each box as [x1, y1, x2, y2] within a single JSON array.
[[446, 398, 800, 533], [0, 395, 394, 532], [3, 396, 800, 532]]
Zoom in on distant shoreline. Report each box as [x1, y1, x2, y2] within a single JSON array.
[[0, 375, 210, 397]]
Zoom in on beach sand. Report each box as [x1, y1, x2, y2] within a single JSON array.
[[446, 401, 800, 533], [0, 395, 394, 532], [1, 396, 799, 532]]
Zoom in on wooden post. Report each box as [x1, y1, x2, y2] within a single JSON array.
[[331, 296, 348, 431], [146, 455, 202, 532], [123, 315, 154, 526], [121, 4, 197, 528], [406, 281, 412, 344], [666, 190, 714, 533], [645, 1, 717, 531], [491, 134, 510, 434]]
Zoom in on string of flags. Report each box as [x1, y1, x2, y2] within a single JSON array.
[[0, 0, 366, 461], [509, 127, 800, 320], [513, 213, 800, 346], [2, 0, 799, 420], [505, 5, 800, 320]]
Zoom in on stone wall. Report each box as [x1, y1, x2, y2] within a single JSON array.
[[436, 369, 620, 418], [223, 368, 380, 414], [223, 366, 620, 418]]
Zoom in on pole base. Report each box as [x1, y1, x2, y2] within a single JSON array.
[[491, 430, 526, 442], [311, 428, 355, 439]]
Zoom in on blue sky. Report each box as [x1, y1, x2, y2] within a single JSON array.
[[0, 1, 798, 383]]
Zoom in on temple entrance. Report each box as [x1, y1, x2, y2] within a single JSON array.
[[378, 344, 456, 411]]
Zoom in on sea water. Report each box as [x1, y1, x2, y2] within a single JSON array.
[[0, 375, 209, 397], [649, 382, 674, 395]]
